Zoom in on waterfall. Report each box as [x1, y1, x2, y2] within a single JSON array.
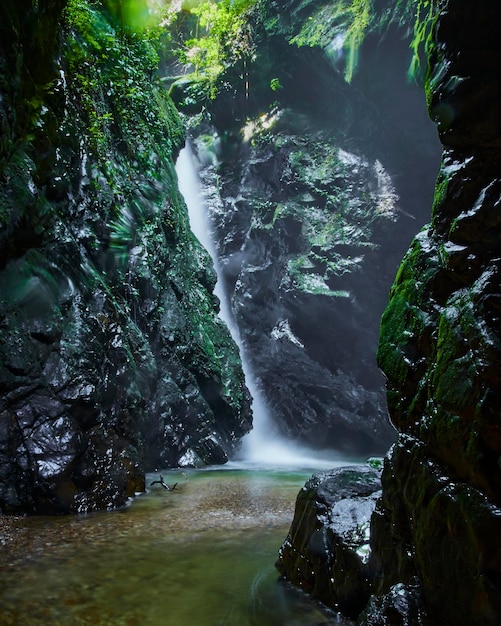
[[176, 143, 347, 470]]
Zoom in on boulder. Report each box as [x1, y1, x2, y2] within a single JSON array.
[[276, 465, 381, 619]]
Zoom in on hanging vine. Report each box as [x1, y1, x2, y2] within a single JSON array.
[[175, 0, 256, 100], [288, 0, 440, 84], [344, 0, 373, 83]]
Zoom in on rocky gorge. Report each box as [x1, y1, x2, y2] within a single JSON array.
[[274, 0, 501, 624], [1, 0, 500, 624], [176, 0, 442, 454]]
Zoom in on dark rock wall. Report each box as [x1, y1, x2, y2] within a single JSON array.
[[278, 1, 501, 624], [0, 0, 251, 514], [184, 0, 441, 455], [373, 0, 501, 623], [276, 465, 382, 620]]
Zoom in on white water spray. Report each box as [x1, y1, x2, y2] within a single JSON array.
[[176, 143, 350, 471]]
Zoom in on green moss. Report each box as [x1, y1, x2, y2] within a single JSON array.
[[171, 0, 257, 100], [377, 233, 438, 390], [266, 0, 440, 85], [288, 0, 373, 84], [408, 0, 440, 83], [433, 308, 474, 410], [431, 165, 450, 223], [344, 0, 373, 83], [288, 0, 407, 83], [432, 290, 487, 416], [64, 0, 183, 159]]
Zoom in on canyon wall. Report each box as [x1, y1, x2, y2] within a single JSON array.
[[373, 0, 501, 622], [178, 0, 441, 454], [278, 1, 501, 623], [0, 0, 251, 514]]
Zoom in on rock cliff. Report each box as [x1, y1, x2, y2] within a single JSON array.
[[0, 0, 251, 514], [278, 0, 501, 623], [177, 0, 441, 454], [373, 0, 501, 622]]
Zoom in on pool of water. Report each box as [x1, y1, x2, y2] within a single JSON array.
[[0, 466, 356, 625]]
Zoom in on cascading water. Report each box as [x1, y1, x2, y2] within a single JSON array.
[[176, 143, 274, 459], [176, 143, 349, 470]]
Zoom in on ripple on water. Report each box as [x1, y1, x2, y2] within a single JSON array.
[[0, 468, 355, 626]]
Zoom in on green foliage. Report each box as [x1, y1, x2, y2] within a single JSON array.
[[0, 0, 67, 252], [175, 0, 256, 100], [63, 0, 183, 160], [344, 0, 372, 83], [270, 77, 282, 91], [367, 457, 383, 470], [408, 0, 440, 82], [289, 0, 373, 83], [59, 0, 186, 295], [289, 0, 439, 84], [103, 0, 161, 33]]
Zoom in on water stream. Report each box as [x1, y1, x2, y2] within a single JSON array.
[[0, 468, 355, 625], [0, 148, 361, 626], [176, 143, 337, 469], [176, 143, 277, 459]]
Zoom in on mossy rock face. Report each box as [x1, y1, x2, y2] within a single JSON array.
[[168, 76, 209, 115], [367, 437, 501, 626], [427, 1, 501, 150], [189, 114, 403, 453], [378, 168, 501, 507], [0, 1, 251, 514], [181, 0, 442, 453], [374, 0, 501, 623]]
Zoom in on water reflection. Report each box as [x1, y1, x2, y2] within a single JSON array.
[[0, 469, 355, 625]]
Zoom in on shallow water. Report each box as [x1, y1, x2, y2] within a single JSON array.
[[0, 466, 356, 626]]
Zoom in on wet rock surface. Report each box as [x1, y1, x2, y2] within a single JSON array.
[[276, 465, 381, 619], [371, 0, 501, 624], [278, 0, 501, 623], [0, 2, 251, 514], [367, 436, 501, 625], [185, 0, 441, 454], [358, 581, 429, 626]]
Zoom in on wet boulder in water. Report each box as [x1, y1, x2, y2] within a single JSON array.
[[276, 465, 381, 619]]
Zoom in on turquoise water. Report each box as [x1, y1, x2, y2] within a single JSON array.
[[0, 467, 355, 625]]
